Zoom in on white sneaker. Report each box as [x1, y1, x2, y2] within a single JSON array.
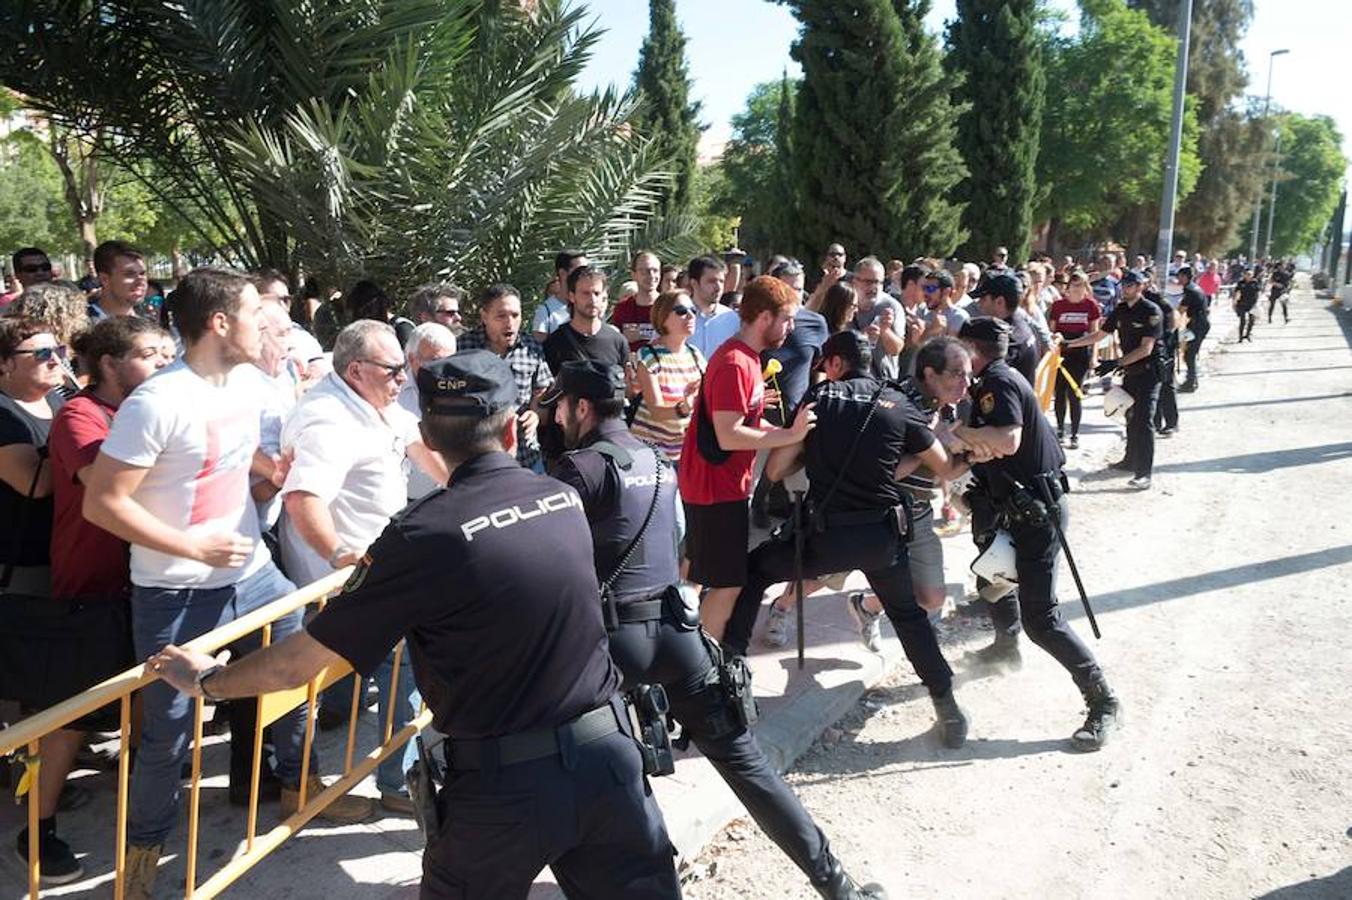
[[848, 592, 884, 653], [1127, 475, 1152, 491], [762, 604, 793, 648]]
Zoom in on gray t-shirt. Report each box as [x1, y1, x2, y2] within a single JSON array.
[[853, 295, 905, 380], [918, 302, 970, 336]]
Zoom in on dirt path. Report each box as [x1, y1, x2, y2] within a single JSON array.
[[686, 280, 1352, 899]]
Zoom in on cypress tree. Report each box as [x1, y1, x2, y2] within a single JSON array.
[[768, 70, 797, 253], [633, 0, 702, 213], [946, 0, 1044, 263], [785, 0, 967, 261]]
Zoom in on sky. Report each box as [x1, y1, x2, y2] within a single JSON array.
[[576, 0, 1352, 181]]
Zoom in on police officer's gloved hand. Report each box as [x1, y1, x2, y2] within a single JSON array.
[[1094, 359, 1120, 377]]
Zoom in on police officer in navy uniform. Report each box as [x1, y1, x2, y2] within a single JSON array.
[[724, 331, 972, 748], [1176, 265, 1210, 392], [146, 350, 682, 900], [972, 272, 1039, 384], [1144, 275, 1180, 437], [953, 317, 1121, 751], [548, 359, 886, 900], [1066, 269, 1163, 490]]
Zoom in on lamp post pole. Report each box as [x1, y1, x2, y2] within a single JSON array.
[[1264, 128, 1283, 258], [1153, 0, 1192, 289], [1248, 49, 1289, 261]]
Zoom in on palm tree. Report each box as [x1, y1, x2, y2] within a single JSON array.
[[0, 0, 699, 303]]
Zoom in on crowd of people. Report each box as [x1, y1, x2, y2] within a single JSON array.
[[0, 235, 1297, 898]]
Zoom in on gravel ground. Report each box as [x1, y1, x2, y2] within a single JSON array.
[[684, 279, 1352, 900]]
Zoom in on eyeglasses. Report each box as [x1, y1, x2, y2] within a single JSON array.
[[359, 359, 406, 379], [13, 346, 66, 363], [855, 277, 881, 286], [19, 262, 52, 274], [943, 368, 971, 380], [434, 307, 461, 319], [922, 284, 941, 294], [827, 251, 845, 259], [670, 305, 695, 316]]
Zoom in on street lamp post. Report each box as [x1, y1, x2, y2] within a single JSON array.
[[1249, 48, 1289, 261], [1264, 128, 1283, 258], [1153, 0, 1192, 289]]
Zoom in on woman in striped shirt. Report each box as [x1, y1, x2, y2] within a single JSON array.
[[631, 290, 704, 463]]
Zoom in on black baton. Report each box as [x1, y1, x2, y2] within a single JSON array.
[[1036, 479, 1101, 639], [792, 490, 806, 669]]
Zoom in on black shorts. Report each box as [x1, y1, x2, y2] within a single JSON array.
[[683, 499, 750, 589]]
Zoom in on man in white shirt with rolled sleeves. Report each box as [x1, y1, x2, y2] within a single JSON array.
[[279, 319, 447, 813]]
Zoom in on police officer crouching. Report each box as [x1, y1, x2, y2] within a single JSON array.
[[725, 331, 972, 750], [953, 317, 1122, 751], [548, 359, 886, 900], [146, 350, 682, 900]]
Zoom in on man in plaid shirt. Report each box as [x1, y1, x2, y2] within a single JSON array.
[[456, 284, 552, 470]]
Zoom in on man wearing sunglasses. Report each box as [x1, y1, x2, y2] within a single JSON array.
[[278, 319, 449, 811], [409, 282, 465, 338], [11, 247, 54, 292], [919, 269, 969, 339]]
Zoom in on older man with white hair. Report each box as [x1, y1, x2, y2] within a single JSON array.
[[279, 319, 448, 812], [398, 321, 456, 500]]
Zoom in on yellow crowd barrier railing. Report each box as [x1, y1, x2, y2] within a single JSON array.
[[1034, 346, 1060, 412], [0, 568, 432, 899]]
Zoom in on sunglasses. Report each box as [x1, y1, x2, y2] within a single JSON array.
[[434, 307, 461, 318], [19, 262, 52, 274], [13, 346, 66, 363], [359, 358, 406, 379], [922, 284, 941, 294], [670, 304, 695, 316]]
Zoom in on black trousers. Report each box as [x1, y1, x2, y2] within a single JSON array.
[[1268, 290, 1288, 322], [725, 520, 954, 698], [1122, 370, 1161, 478], [1153, 355, 1178, 431], [1182, 327, 1207, 385], [1237, 305, 1257, 340], [609, 617, 835, 885], [1054, 348, 1091, 436], [421, 701, 680, 899], [975, 496, 1102, 690]]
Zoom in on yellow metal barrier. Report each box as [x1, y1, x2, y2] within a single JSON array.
[[1034, 346, 1060, 412], [0, 567, 431, 899]]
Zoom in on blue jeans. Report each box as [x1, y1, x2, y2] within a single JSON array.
[[320, 650, 420, 796], [129, 563, 309, 847]]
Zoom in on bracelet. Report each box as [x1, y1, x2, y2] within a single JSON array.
[[197, 664, 225, 702], [675, 400, 690, 417], [328, 545, 352, 568]]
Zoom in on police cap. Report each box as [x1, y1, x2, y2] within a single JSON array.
[[958, 316, 1012, 342], [417, 350, 518, 417], [971, 272, 1022, 306], [539, 359, 627, 405], [1120, 269, 1147, 286], [815, 329, 873, 373]]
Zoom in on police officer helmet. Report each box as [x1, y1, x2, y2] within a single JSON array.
[[970, 272, 1021, 307], [971, 530, 1018, 586]]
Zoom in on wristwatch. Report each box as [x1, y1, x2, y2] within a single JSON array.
[[674, 400, 691, 418], [328, 545, 353, 568], [196, 664, 225, 702]]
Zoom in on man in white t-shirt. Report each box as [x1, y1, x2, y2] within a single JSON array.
[[531, 249, 587, 342], [247, 289, 302, 531], [398, 321, 456, 501], [280, 319, 448, 812], [83, 268, 373, 898]]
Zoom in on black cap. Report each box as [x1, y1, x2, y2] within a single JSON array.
[[972, 272, 1022, 305], [1176, 265, 1194, 280], [417, 350, 518, 417], [816, 329, 873, 373], [539, 359, 627, 405], [958, 316, 1012, 342], [1120, 269, 1147, 286]]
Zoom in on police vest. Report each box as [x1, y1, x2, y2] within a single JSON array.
[[576, 438, 681, 603]]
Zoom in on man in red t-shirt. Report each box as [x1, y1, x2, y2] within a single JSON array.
[[678, 276, 816, 643], [610, 250, 662, 352]]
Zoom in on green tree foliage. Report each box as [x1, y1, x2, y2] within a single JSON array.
[[1263, 114, 1347, 257], [946, 0, 1045, 262], [708, 77, 795, 260], [0, 1, 693, 305], [0, 133, 72, 257], [1127, 0, 1262, 253], [1036, 0, 1200, 245], [633, 0, 702, 214], [782, 0, 967, 262]]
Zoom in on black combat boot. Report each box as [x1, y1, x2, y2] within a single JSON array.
[[967, 629, 1022, 671], [814, 854, 888, 900], [931, 690, 968, 749], [1071, 677, 1121, 752]]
